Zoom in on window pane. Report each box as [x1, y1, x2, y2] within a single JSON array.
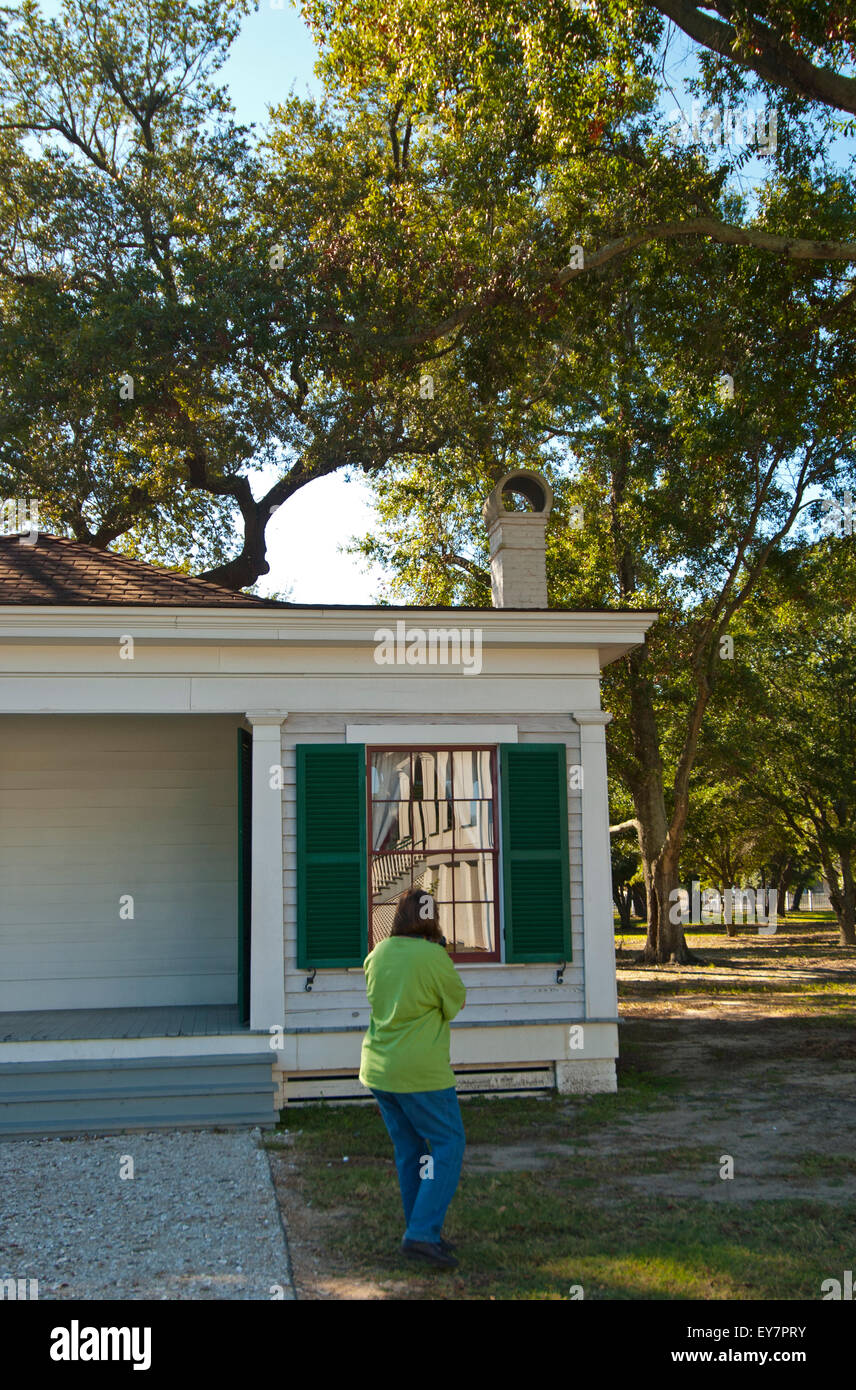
[[371, 854, 413, 901], [413, 854, 455, 902], [453, 854, 494, 901], [412, 750, 451, 801], [453, 800, 494, 849], [412, 796, 454, 852], [371, 899, 399, 945], [451, 902, 494, 954], [371, 751, 411, 800], [372, 801, 411, 853], [428, 900, 453, 940], [452, 749, 493, 799]]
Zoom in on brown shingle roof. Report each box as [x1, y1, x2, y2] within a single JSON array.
[[0, 533, 286, 607]]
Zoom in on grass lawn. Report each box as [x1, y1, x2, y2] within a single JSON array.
[[266, 914, 856, 1300]]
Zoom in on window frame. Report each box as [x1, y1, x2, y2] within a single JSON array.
[[366, 744, 502, 963]]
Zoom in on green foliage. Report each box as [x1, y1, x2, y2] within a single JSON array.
[[3, 0, 855, 593], [0, 0, 268, 561], [737, 539, 856, 935]]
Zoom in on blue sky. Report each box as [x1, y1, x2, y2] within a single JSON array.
[[223, 0, 322, 123]]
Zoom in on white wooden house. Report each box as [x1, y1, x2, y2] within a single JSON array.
[[0, 471, 655, 1136]]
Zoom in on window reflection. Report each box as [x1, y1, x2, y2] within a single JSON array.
[[369, 748, 498, 957]]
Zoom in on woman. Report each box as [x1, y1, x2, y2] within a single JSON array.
[[360, 888, 467, 1270]]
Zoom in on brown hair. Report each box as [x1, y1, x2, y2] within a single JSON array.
[[390, 888, 445, 944]]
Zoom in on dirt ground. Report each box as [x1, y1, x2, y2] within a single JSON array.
[[269, 925, 856, 1299], [615, 926, 856, 1020]]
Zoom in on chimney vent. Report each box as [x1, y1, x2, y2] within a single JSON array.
[[482, 469, 553, 609]]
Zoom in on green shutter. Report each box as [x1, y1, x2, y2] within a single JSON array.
[[296, 744, 367, 969], [500, 744, 572, 962]]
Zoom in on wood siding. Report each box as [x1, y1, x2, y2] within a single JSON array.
[[0, 714, 239, 1010]]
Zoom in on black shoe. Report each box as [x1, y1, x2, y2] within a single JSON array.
[[401, 1238, 458, 1270], [438, 1236, 457, 1254]]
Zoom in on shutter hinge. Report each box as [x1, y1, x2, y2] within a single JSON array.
[[304, 969, 317, 992]]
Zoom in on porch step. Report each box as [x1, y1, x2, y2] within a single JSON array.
[[0, 1053, 277, 1138]]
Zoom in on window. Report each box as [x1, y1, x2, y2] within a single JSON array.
[[296, 741, 571, 969], [368, 747, 500, 960]]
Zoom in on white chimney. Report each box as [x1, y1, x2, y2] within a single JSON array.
[[482, 469, 553, 609]]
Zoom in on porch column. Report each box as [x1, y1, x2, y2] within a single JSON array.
[[245, 712, 287, 1032], [572, 710, 616, 1020]]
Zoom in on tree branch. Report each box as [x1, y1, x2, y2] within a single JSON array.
[[654, 1, 856, 115], [610, 818, 642, 835], [437, 551, 490, 585], [316, 218, 856, 351]]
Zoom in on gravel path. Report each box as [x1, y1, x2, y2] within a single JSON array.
[[0, 1128, 295, 1300]]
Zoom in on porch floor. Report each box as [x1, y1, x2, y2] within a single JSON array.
[[0, 1004, 247, 1043]]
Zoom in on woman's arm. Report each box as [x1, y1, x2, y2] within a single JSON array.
[[434, 950, 467, 1021]]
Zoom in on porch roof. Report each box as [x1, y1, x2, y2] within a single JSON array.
[[0, 533, 285, 608]]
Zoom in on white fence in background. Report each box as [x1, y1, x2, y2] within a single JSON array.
[[785, 889, 832, 912], [672, 887, 834, 915]]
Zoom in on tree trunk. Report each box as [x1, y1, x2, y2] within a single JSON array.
[[636, 851, 704, 963], [642, 854, 656, 945], [792, 883, 804, 911], [768, 853, 793, 918], [613, 885, 633, 933], [836, 853, 856, 946], [630, 882, 647, 921], [813, 839, 855, 946], [630, 798, 700, 963], [622, 655, 698, 963], [627, 746, 702, 963]]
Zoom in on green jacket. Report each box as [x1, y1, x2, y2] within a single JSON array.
[[359, 936, 467, 1092]]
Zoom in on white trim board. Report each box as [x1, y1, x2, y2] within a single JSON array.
[[346, 723, 518, 744]]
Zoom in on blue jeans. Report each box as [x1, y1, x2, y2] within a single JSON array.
[[370, 1086, 466, 1244]]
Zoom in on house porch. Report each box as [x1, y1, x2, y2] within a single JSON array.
[[0, 1005, 278, 1139], [0, 1003, 246, 1042]]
